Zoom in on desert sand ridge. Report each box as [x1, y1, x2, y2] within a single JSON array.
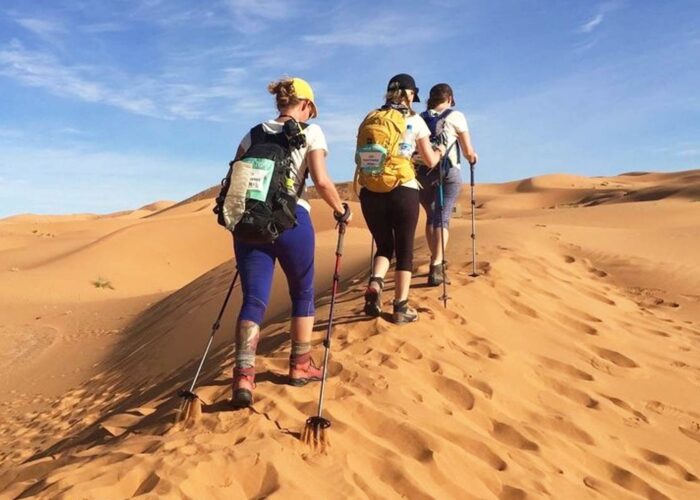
[[1, 170, 699, 498]]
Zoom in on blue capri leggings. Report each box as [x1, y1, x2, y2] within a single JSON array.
[[417, 166, 462, 229], [233, 206, 315, 324]]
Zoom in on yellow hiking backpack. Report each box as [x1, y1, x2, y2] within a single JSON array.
[[354, 107, 416, 193]]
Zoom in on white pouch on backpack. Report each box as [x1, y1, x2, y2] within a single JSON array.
[[222, 161, 253, 231]]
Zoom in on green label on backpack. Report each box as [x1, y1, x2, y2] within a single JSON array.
[[245, 157, 275, 201], [356, 144, 387, 176]]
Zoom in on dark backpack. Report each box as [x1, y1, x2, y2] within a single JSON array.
[[417, 109, 460, 182], [214, 122, 308, 244], [421, 109, 459, 155]]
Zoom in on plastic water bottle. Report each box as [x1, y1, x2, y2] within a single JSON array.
[[398, 124, 414, 158]]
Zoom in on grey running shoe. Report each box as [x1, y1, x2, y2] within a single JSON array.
[[392, 299, 418, 324], [427, 262, 451, 287], [364, 276, 384, 317]]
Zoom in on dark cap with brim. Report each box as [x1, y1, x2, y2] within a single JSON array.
[[387, 73, 420, 102]]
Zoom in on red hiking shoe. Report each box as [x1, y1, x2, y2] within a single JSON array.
[[232, 366, 255, 408], [289, 352, 324, 387]]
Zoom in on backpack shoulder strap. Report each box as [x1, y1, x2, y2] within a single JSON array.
[[422, 111, 439, 140], [441, 109, 460, 164], [249, 124, 266, 146], [296, 121, 311, 196], [438, 108, 453, 120]]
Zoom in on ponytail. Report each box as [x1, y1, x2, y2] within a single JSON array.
[[268, 78, 301, 111], [384, 85, 413, 114]]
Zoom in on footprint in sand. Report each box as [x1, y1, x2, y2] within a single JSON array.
[[645, 400, 700, 419], [499, 485, 528, 499], [396, 341, 423, 361], [600, 394, 649, 425], [524, 410, 595, 446], [601, 461, 672, 500], [679, 422, 700, 444], [639, 448, 699, 482], [535, 372, 599, 408], [583, 467, 672, 500], [561, 306, 603, 324], [430, 373, 476, 411], [554, 313, 599, 336], [588, 267, 608, 278], [588, 289, 617, 306], [448, 434, 507, 471], [466, 336, 504, 360], [539, 356, 595, 381], [490, 420, 539, 451], [592, 347, 639, 368], [466, 377, 494, 399], [504, 298, 539, 319], [645, 404, 700, 444], [359, 406, 437, 463]]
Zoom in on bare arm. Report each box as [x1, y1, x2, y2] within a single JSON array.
[[307, 149, 348, 218], [415, 136, 444, 168], [457, 131, 478, 166]]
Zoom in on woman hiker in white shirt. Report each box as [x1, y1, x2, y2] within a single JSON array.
[[415, 83, 478, 286], [360, 74, 445, 324], [230, 77, 350, 408]]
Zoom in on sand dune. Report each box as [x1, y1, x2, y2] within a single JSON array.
[[1, 170, 699, 498]]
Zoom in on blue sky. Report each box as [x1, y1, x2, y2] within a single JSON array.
[[1, 0, 698, 216]]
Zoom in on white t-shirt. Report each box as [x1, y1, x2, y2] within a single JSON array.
[[401, 113, 431, 189], [423, 108, 469, 168], [238, 120, 328, 211]]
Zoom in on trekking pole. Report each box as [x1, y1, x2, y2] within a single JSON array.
[[437, 162, 449, 308], [469, 161, 478, 277], [177, 269, 239, 425], [302, 203, 350, 451]]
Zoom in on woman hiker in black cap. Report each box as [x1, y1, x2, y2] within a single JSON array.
[[356, 73, 446, 323], [414, 83, 478, 286]]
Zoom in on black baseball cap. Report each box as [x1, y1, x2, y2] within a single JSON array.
[[387, 73, 420, 102]]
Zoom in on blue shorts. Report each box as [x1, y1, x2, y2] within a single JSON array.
[[233, 205, 315, 324], [417, 166, 462, 228]]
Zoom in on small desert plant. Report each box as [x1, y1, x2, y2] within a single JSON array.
[[92, 277, 115, 290]]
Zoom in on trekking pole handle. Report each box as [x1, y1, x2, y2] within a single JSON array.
[[333, 202, 351, 225]]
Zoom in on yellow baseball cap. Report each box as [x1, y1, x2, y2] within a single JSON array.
[[291, 77, 318, 118]]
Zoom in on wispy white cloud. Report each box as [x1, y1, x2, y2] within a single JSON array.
[[128, 0, 296, 33], [225, 0, 297, 33], [578, 2, 623, 35], [677, 148, 700, 157], [81, 22, 127, 34], [574, 36, 600, 53], [58, 127, 85, 135], [579, 13, 604, 33], [0, 40, 157, 116], [317, 111, 363, 147], [304, 13, 441, 47], [15, 17, 66, 38], [0, 40, 267, 120]]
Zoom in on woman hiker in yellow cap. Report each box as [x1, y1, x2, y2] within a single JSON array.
[[230, 77, 351, 408]]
